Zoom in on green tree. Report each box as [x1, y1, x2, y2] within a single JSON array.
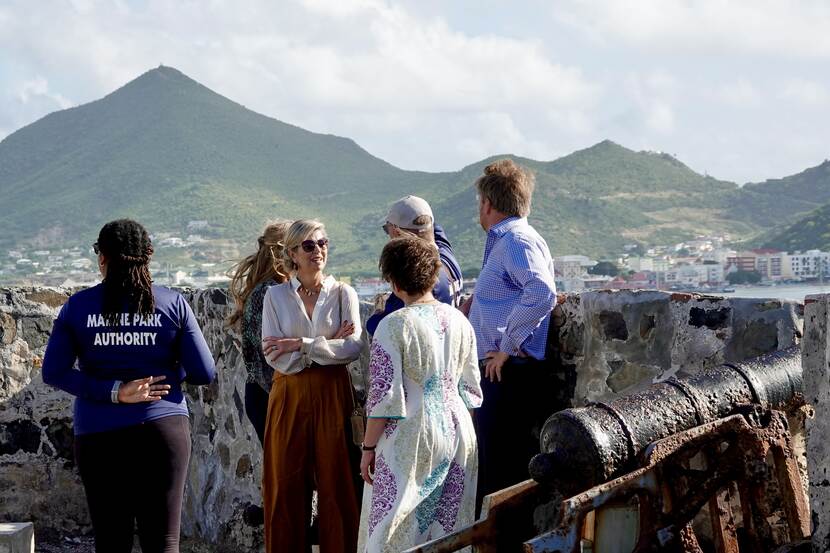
[[726, 270, 762, 284], [588, 261, 620, 277]]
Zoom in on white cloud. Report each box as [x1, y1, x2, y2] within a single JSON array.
[[0, 76, 74, 143], [16, 77, 73, 109], [455, 112, 553, 161], [710, 79, 763, 109], [0, 0, 827, 184], [299, 0, 380, 17], [203, 2, 599, 115], [552, 0, 830, 59], [0, 0, 603, 168], [781, 79, 829, 107], [621, 72, 679, 135], [645, 102, 675, 134]]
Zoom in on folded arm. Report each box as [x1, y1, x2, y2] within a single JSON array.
[[304, 285, 364, 365]]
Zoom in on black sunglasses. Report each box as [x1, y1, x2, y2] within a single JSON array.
[[299, 238, 329, 253], [382, 222, 395, 236], [92, 242, 100, 255]]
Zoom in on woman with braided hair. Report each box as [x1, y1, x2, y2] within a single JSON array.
[[42, 219, 215, 553]]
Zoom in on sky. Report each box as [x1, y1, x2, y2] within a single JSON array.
[[1, 0, 829, 184]]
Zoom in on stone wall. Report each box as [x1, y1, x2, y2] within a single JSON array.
[[0, 286, 372, 551], [803, 295, 830, 552], [551, 290, 803, 406], [0, 288, 89, 543], [0, 287, 805, 550]]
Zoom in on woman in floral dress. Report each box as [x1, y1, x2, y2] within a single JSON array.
[[358, 236, 483, 552]]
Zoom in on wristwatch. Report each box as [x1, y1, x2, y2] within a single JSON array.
[[361, 443, 376, 452], [111, 380, 122, 404]]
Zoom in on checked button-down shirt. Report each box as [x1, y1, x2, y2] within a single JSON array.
[[468, 216, 557, 361]]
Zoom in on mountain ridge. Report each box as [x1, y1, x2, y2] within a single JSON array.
[[1, 65, 828, 273]]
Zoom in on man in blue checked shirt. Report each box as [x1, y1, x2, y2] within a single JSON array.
[[463, 158, 558, 509]]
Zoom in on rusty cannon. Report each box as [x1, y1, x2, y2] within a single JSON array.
[[528, 346, 804, 494], [404, 346, 811, 553]]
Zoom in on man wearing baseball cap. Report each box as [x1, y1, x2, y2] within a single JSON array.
[[366, 195, 463, 335]]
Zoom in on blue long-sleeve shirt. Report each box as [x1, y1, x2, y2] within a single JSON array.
[[42, 284, 216, 435], [468, 217, 556, 360]]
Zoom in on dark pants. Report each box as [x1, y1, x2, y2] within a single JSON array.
[[475, 357, 560, 513], [74, 415, 191, 553], [245, 381, 270, 445]]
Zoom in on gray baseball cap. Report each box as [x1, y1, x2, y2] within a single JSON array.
[[385, 195, 434, 230]]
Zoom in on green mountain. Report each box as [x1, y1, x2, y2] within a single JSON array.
[[729, 160, 830, 230], [0, 66, 451, 271], [762, 197, 830, 252], [436, 142, 746, 266], [1, 65, 827, 275]]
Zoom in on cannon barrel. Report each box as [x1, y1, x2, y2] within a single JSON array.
[[529, 347, 803, 494]]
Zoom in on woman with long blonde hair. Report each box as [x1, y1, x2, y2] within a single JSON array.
[[228, 220, 291, 443], [261, 219, 364, 553]]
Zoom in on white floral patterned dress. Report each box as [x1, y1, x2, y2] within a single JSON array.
[[358, 303, 483, 553]]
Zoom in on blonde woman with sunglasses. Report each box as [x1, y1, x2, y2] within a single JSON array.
[[260, 219, 364, 553]]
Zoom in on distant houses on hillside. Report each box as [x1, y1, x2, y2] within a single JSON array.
[[553, 235, 830, 293]]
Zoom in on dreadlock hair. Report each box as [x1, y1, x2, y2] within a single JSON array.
[[96, 219, 155, 327], [227, 220, 291, 328]]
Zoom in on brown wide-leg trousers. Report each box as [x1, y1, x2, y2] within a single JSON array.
[[263, 363, 359, 553]]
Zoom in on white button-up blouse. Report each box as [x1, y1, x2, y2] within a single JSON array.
[[261, 275, 364, 375]]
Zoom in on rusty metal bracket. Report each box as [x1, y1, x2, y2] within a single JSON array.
[[524, 412, 809, 553]]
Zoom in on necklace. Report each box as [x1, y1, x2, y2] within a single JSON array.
[[408, 298, 439, 306], [298, 283, 321, 297]]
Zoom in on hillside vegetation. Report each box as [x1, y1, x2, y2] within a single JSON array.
[[1, 66, 828, 274], [762, 198, 830, 252]]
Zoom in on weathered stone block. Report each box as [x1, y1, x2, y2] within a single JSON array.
[[638, 314, 656, 339], [606, 361, 659, 394], [803, 294, 830, 553], [0, 420, 41, 455], [218, 443, 230, 470], [725, 298, 801, 362], [210, 288, 227, 306], [236, 454, 253, 478], [0, 522, 34, 553], [598, 311, 628, 341], [224, 415, 237, 439], [740, 320, 779, 356], [23, 289, 68, 309], [18, 317, 53, 350], [0, 454, 88, 535], [688, 306, 730, 329], [0, 312, 17, 345], [44, 420, 74, 461]]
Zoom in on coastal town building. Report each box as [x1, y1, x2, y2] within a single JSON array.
[[754, 249, 787, 280], [726, 251, 758, 273], [664, 264, 724, 288], [4, 230, 830, 292], [626, 256, 654, 272], [786, 250, 830, 280], [554, 255, 597, 292]]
